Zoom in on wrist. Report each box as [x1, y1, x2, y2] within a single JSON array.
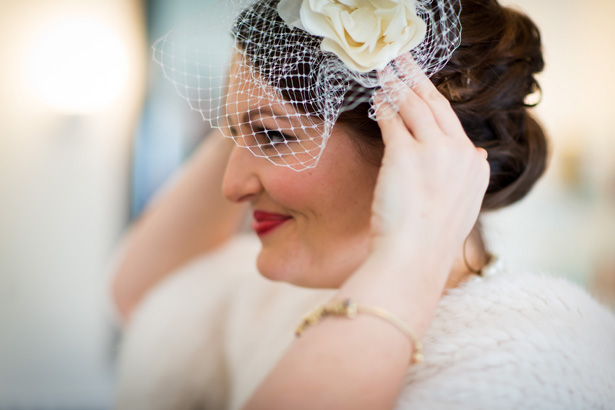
[[369, 234, 458, 277], [335, 246, 454, 336]]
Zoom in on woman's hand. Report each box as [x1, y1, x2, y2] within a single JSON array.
[[337, 57, 491, 331], [369, 57, 490, 268]]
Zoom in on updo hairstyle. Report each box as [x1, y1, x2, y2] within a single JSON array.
[[234, 0, 549, 211]]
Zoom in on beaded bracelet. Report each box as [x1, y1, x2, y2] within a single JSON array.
[[295, 298, 423, 364]]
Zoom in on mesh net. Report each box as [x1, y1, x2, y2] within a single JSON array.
[[153, 0, 461, 171]]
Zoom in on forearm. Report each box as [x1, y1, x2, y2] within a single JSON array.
[[244, 245, 454, 410], [112, 130, 247, 321]]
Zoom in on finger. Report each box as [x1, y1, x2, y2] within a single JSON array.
[[373, 90, 416, 148], [394, 54, 465, 136], [476, 147, 488, 160], [380, 65, 442, 141]]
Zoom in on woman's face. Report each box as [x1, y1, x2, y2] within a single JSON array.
[[222, 64, 380, 288]]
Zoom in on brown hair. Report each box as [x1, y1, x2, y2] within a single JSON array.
[[235, 0, 549, 211]]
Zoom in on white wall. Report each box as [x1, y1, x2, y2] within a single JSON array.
[[0, 0, 145, 408]]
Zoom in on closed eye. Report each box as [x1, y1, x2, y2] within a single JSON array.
[[253, 127, 296, 146]]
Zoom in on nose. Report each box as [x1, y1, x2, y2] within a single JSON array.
[[222, 144, 264, 203]]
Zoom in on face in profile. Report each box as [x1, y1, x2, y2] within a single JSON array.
[[222, 58, 380, 288]]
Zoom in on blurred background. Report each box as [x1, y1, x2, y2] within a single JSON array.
[[0, 0, 613, 408]]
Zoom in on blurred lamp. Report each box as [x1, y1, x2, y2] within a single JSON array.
[[25, 16, 129, 114]]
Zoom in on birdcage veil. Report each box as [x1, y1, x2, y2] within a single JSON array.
[[153, 0, 461, 171]]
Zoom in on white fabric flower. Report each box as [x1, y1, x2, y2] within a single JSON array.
[[277, 0, 427, 72]]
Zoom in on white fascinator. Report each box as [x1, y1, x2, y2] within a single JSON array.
[[153, 0, 461, 171]]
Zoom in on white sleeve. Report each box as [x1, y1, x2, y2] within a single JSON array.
[[114, 235, 261, 410]]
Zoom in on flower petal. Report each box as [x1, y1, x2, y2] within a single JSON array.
[[321, 38, 365, 72], [342, 8, 380, 45], [301, 0, 340, 40], [296, 0, 429, 72], [277, 0, 304, 29]]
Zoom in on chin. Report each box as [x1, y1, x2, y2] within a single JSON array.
[[255, 249, 322, 288]]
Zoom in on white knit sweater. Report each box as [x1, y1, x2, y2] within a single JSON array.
[[115, 235, 615, 410]]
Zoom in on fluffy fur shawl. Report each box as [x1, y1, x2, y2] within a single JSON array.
[[115, 236, 615, 410]]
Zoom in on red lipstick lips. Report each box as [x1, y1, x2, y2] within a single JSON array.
[[252, 211, 292, 236]]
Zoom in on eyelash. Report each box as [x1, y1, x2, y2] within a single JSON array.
[[253, 127, 295, 146]]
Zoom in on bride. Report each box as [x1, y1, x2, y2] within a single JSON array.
[[111, 0, 615, 408]]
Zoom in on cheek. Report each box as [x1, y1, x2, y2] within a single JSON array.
[[267, 149, 378, 240], [263, 167, 332, 216], [256, 135, 380, 287], [314, 152, 379, 233]]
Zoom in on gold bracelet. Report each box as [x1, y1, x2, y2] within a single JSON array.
[[295, 299, 423, 364]]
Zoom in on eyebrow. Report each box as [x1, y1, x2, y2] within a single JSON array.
[[227, 107, 289, 130], [240, 107, 292, 124], [226, 104, 315, 136]]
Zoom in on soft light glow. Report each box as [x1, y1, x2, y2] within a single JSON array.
[[25, 16, 130, 114]]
